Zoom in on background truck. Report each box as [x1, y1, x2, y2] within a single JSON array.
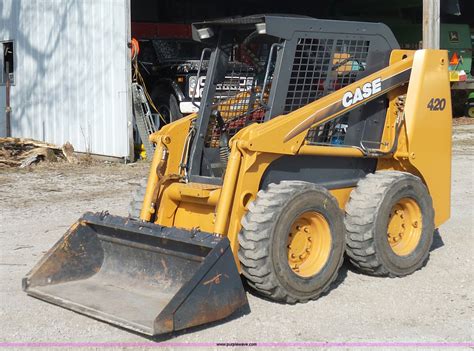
[[136, 37, 209, 123], [137, 37, 263, 124]]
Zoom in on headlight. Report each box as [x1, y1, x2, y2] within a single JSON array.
[[189, 76, 197, 89], [189, 76, 198, 97]]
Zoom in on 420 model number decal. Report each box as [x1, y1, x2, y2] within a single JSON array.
[[427, 98, 447, 111]]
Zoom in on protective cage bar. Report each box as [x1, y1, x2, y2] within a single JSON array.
[[189, 15, 399, 181], [204, 33, 280, 148]]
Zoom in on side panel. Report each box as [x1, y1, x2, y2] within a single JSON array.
[[0, 0, 131, 158], [260, 155, 377, 190], [404, 50, 452, 226], [0, 2, 14, 137]]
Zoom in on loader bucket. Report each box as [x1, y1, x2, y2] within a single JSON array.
[[22, 212, 248, 336]]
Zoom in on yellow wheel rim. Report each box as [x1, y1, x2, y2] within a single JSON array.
[[468, 107, 474, 118], [287, 211, 332, 277], [387, 198, 423, 256]]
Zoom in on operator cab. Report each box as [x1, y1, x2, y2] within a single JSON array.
[[183, 15, 399, 184]]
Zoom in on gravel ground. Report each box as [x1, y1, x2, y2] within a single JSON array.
[[0, 125, 473, 347]]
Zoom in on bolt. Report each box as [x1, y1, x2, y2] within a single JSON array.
[[308, 237, 312, 242], [306, 248, 311, 253], [413, 221, 418, 228], [304, 227, 309, 233], [401, 223, 405, 229], [299, 254, 305, 259], [296, 226, 301, 231], [291, 253, 296, 259]]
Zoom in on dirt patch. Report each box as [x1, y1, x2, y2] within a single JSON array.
[[452, 124, 474, 155], [453, 117, 474, 126]]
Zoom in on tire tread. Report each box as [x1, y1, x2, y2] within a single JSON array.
[[344, 171, 433, 277], [238, 181, 344, 303]]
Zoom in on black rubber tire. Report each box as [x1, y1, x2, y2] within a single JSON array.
[[238, 181, 345, 304], [128, 178, 148, 218], [466, 99, 474, 118], [151, 89, 183, 124], [344, 171, 435, 277]]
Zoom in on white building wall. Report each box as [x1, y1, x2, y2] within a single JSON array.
[[0, 0, 132, 158]]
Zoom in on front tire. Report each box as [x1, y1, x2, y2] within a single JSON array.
[[238, 181, 345, 303], [128, 178, 148, 219], [344, 171, 435, 277], [467, 101, 474, 118], [151, 89, 183, 124]]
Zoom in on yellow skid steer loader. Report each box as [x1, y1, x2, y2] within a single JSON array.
[[23, 15, 452, 336]]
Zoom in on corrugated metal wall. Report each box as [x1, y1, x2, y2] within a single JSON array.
[[0, 0, 132, 158]]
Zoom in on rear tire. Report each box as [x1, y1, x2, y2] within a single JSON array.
[[238, 181, 345, 303], [344, 171, 434, 277], [128, 178, 148, 218]]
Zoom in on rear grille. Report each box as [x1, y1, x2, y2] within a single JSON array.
[[285, 38, 334, 113], [284, 38, 370, 145]]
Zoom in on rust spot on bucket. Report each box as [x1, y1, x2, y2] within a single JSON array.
[[203, 273, 222, 286]]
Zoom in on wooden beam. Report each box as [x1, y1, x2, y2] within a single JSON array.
[[423, 0, 440, 49]]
